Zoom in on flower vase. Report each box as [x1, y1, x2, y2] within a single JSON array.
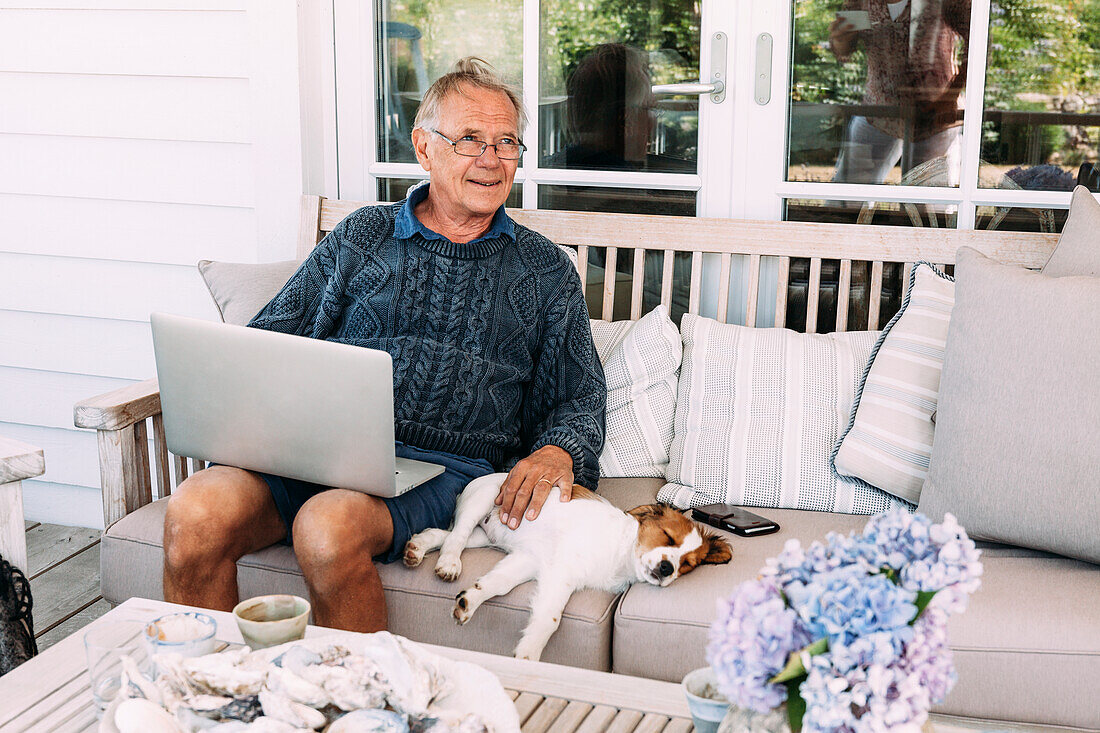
[[715, 705, 790, 733]]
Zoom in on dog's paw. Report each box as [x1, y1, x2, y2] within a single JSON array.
[[512, 639, 544, 661], [403, 540, 425, 567], [453, 591, 473, 625], [434, 555, 462, 582]]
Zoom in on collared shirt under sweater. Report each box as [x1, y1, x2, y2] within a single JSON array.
[[248, 185, 606, 489]]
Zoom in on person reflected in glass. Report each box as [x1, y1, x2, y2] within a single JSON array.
[[829, 0, 970, 186], [547, 43, 692, 173]]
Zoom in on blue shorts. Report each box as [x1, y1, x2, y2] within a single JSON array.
[[254, 442, 494, 564]]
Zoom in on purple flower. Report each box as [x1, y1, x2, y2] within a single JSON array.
[[899, 607, 957, 704], [801, 655, 930, 733], [707, 578, 813, 713]]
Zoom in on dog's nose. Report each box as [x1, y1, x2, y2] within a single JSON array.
[[658, 560, 674, 577]]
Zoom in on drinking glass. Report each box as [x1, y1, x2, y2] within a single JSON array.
[[83, 621, 146, 716]]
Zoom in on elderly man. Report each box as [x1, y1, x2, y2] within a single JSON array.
[[162, 58, 606, 633]]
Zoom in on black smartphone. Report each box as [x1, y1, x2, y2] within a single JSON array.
[[691, 503, 780, 537]]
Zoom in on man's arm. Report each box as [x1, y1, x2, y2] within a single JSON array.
[[496, 282, 606, 529], [247, 223, 345, 337]]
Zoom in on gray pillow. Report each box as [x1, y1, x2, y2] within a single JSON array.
[[197, 259, 300, 326], [1042, 185, 1100, 277], [918, 247, 1100, 564]]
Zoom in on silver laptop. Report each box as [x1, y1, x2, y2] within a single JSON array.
[[150, 312, 444, 497]]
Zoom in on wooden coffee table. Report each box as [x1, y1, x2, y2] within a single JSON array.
[[0, 597, 1063, 733], [0, 597, 694, 733]]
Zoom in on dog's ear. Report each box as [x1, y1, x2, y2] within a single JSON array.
[[700, 530, 733, 565], [628, 505, 662, 521]]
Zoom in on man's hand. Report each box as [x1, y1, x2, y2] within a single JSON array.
[[495, 445, 574, 530]]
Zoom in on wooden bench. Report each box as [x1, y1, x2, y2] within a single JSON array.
[[0, 436, 45, 573], [73, 196, 1058, 527]]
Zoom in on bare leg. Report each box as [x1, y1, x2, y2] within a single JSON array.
[[163, 467, 286, 611], [513, 574, 575, 661], [453, 552, 538, 625], [292, 489, 393, 632]]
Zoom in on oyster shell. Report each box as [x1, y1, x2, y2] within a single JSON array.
[[258, 688, 327, 730], [114, 697, 182, 733]]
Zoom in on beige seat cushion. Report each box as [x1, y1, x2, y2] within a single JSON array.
[[612, 509, 1100, 730], [100, 478, 663, 671]]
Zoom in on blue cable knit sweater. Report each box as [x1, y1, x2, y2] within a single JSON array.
[[248, 190, 606, 489]]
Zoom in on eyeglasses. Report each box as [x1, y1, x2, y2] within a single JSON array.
[[432, 129, 526, 160]]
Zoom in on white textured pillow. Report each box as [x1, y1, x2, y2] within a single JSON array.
[[590, 305, 681, 478], [658, 315, 909, 514], [833, 264, 954, 504]]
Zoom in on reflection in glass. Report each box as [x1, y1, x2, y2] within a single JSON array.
[[539, 0, 700, 173], [788, 0, 970, 187], [980, 2, 1100, 192], [377, 178, 522, 208], [974, 204, 1065, 233], [785, 197, 957, 227], [540, 185, 695, 321], [377, 0, 522, 164]]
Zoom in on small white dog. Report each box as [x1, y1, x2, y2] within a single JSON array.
[[403, 472, 732, 661]]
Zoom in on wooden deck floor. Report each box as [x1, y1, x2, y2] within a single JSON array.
[[22, 521, 111, 651]]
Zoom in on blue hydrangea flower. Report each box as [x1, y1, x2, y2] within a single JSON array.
[[785, 565, 917, 650], [707, 578, 812, 713], [858, 509, 983, 613], [711, 509, 981, 729]]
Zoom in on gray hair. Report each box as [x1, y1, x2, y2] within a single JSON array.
[[413, 57, 528, 137]]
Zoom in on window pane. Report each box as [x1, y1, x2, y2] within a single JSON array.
[[788, 0, 970, 187], [539, 0, 700, 173], [377, 178, 522, 208], [973, 204, 1066, 233], [541, 185, 695, 321], [785, 197, 959, 227], [980, 2, 1100, 192], [538, 185, 695, 215], [376, 0, 523, 164]]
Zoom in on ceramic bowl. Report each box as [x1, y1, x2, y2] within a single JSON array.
[[232, 594, 311, 650], [142, 611, 218, 660], [681, 666, 730, 733]]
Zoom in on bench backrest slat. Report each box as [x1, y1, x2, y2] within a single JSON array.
[[299, 195, 1058, 332]]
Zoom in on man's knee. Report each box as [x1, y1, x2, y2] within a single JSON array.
[[292, 490, 393, 570], [164, 467, 276, 568]]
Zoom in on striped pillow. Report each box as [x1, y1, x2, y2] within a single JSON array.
[[658, 315, 907, 514], [590, 305, 682, 478], [832, 263, 954, 504]]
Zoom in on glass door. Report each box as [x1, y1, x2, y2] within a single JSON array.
[[734, 0, 1100, 330], [333, 0, 740, 321]]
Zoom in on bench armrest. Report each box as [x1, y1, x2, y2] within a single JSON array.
[[74, 378, 171, 527], [74, 378, 160, 431]]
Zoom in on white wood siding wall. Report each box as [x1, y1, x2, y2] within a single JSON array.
[[0, 0, 304, 528]]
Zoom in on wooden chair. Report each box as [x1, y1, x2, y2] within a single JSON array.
[[0, 437, 44, 573]]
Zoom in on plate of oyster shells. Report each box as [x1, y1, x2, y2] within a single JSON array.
[[100, 631, 519, 733]]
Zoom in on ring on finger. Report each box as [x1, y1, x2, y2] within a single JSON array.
[[536, 477, 553, 487]]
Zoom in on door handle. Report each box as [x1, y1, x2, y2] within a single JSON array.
[[650, 31, 728, 104], [651, 81, 725, 96]]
